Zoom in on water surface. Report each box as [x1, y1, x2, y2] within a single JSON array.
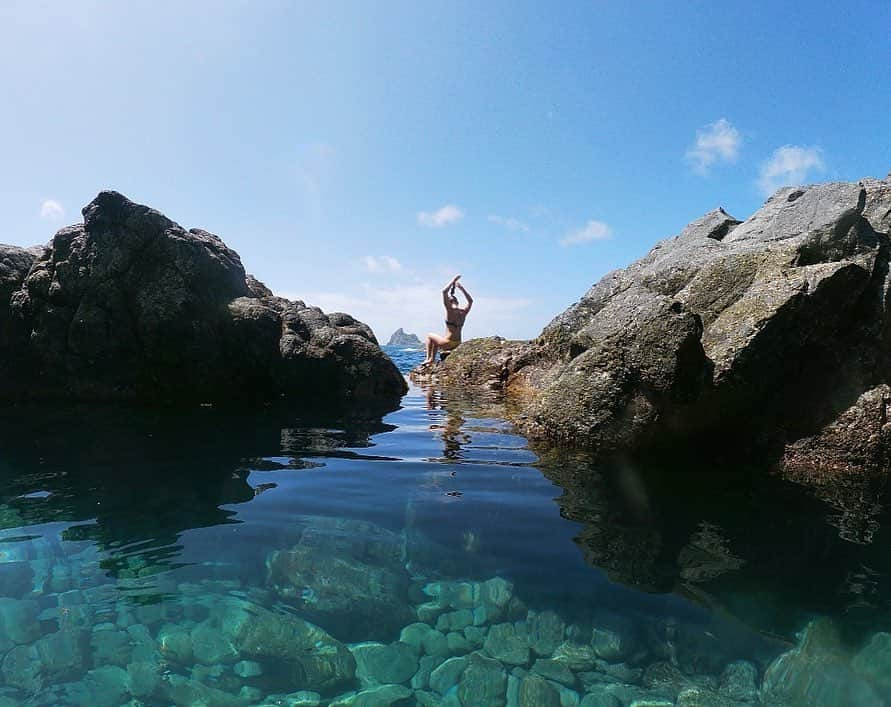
[[0, 345, 887, 704]]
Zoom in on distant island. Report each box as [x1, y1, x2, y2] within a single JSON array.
[[386, 328, 422, 348]]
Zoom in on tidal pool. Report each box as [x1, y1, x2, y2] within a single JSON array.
[[0, 347, 888, 705]]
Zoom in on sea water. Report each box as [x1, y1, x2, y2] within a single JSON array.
[[0, 346, 887, 705]]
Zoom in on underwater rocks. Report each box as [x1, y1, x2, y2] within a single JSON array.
[[0, 190, 406, 410], [413, 176, 891, 474], [2, 544, 886, 707], [216, 598, 356, 692], [2, 517, 883, 706], [761, 618, 891, 705], [266, 516, 416, 641]]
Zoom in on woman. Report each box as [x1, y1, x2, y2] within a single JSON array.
[[423, 275, 472, 365]]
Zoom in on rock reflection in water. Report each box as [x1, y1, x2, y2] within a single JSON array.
[[0, 403, 394, 584], [535, 443, 891, 642]]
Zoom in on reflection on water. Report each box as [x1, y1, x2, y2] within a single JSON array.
[[0, 353, 887, 703]]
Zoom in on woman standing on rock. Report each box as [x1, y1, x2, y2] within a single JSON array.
[[423, 275, 472, 365]]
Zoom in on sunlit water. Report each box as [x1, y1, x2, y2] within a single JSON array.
[[0, 345, 888, 704]]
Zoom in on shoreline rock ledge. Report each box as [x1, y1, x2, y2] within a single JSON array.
[[413, 176, 891, 472], [0, 191, 406, 410]]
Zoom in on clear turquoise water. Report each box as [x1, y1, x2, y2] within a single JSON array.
[[0, 345, 887, 704]]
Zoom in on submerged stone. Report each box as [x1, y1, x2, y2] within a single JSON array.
[[590, 615, 636, 662], [126, 660, 161, 698], [411, 654, 443, 690], [162, 673, 249, 707], [417, 601, 446, 624], [1, 643, 41, 690], [761, 618, 884, 706], [415, 689, 441, 706], [437, 608, 475, 633], [234, 659, 263, 678], [218, 598, 355, 692], [519, 673, 562, 707], [83, 665, 130, 706], [350, 641, 418, 687], [36, 629, 87, 679], [430, 655, 469, 695], [401, 622, 449, 656], [266, 517, 414, 641], [852, 631, 891, 688], [458, 652, 508, 707], [465, 625, 488, 647], [191, 620, 239, 664], [552, 642, 596, 672], [157, 623, 193, 664], [531, 658, 576, 686], [330, 683, 412, 707], [90, 626, 132, 667], [0, 597, 40, 644], [529, 610, 566, 657], [447, 630, 473, 655], [580, 692, 622, 707], [717, 660, 758, 702], [676, 685, 751, 707], [485, 622, 531, 665]]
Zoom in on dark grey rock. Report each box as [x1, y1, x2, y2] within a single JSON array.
[[386, 327, 423, 348], [0, 191, 406, 410]]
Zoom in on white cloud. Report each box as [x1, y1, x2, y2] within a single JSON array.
[[560, 220, 612, 247], [417, 204, 464, 228], [757, 145, 825, 196], [361, 255, 403, 273], [686, 118, 742, 174], [488, 214, 530, 232], [290, 282, 531, 344], [40, 199, 64, 220]]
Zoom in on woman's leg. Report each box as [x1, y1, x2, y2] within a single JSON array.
[[424, 333, 449, 364]]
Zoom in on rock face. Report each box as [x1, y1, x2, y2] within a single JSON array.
[[414, 176, 891, 470], [386, 327, 423, 348], [0, 191, 406, 409]]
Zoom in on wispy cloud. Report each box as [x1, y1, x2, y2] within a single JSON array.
[[417, 204, 464, 228], [686, 118, 742, 174], [561, 220, 612, 247], [488, 214, 530, 232], [361, 255, 402, 273], [40, 199, 64, 220], [757, 145, 825, 196]]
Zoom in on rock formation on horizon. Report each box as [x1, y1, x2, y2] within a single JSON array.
[[413, 176, 891, 474], [386, 327, 423, 348], [0, 191, 406, 410]]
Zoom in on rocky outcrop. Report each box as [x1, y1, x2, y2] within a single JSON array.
[[386, 328, 423, 348], [413, 176, 891, 471], [0, 191, 406, 410]]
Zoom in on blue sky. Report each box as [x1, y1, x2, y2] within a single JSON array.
[[2, 1, 889, 341]]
